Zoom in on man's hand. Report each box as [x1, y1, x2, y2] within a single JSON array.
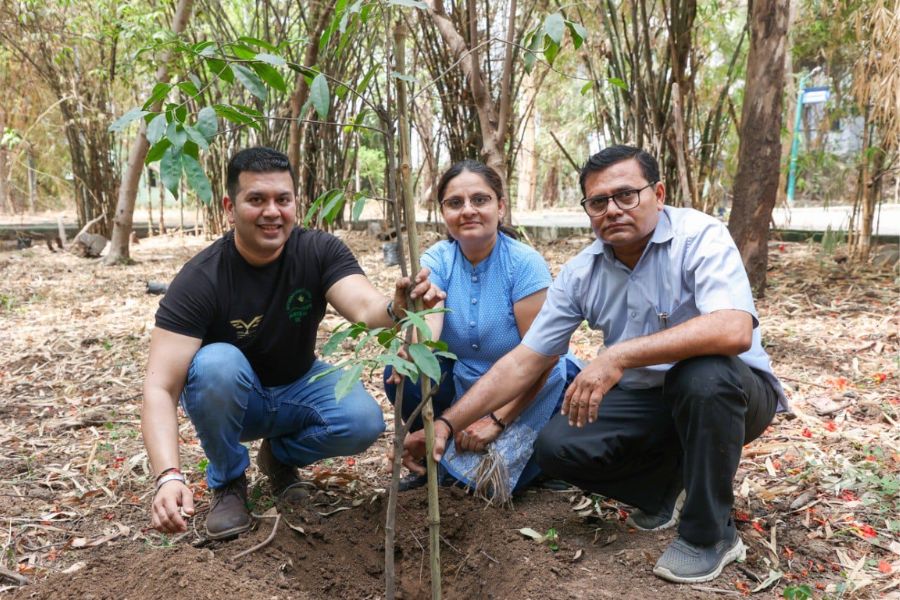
[[151, 480, 195, 534], [400, 429, 427, 474], [561, 350, 624, 427], [394, 267, 446, 316], [432, 418, 453, 463], [455, 417, 503, 453]]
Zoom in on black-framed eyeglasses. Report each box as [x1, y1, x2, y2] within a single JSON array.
[[439, 193, 495, 211], [580, 182, 657, 217]]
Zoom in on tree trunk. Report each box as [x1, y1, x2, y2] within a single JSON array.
[[104, 0, 194, 264], [288, 5, 329, 194], [26, 146, 37, 212], [727, 0, 789, 297], [0, 142, 10, 214], [516, 72, 538, 211], [426, 0, 511, 222], [542, 163, 559, 208]]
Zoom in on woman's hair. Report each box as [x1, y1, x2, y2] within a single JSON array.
[[436, 160, 518, 240]]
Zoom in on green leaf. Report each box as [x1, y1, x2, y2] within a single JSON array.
[[182, 141, 200, 160], [182, 125, 209, 150], [387, 0, 427, 7], [251, 62, 287, 93], [229, 43, 257, 60], [321, 323, 356, 356], [176, 80, 200, 98], [213, 104, 255, 125], [232, 64, 267, 101], [196, 106, 218, 141], [378, 353, 418, 381], [238, 36, 277, 52], [543, 39, 560, 64], [166, 122, 188, 149], [108, 108, 148, 133], [182, 154, 212, 205], [256, 52, 286, 66], [566, 21, 588, 49], [205, 57, 234, 83], [401, 311, 432, 343], [356, 65, 377, 94], [351, 194, 366, 221], [423, 339, 449, 352], [580, 81, 594, 95], [192, 40, 216, 55], [543, 13, 565, 44], [391, 71, 416, 84], [146, 114, 168, 144], [322, 190, 345, 223], [309, 364, 342, 384], [142, 82, 172, 110], [407, 343, 441, 382], [145, 138, 171, 163], [310, 73, 329, 119], [608, 76, 628, 91], [334, 363, 364, 401], [160, 146, 182, 198]]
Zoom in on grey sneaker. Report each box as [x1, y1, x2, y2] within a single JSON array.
[[652, 529, 746, 583], [627, 489, 686, 531]]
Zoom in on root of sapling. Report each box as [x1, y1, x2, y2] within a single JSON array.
[[470, 446, 512, 508]]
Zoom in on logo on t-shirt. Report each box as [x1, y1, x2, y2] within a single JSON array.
[[230, 315, 263, 339], [286, 288, 313, 323]]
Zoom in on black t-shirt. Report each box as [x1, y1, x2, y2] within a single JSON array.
[[155, 228, 365, 386]]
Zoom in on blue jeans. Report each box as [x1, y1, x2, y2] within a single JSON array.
[[181, 343, 385, 489]]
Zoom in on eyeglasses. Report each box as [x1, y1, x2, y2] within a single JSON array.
[[440, 194, 495, 211], [580, 182, 657, 217]]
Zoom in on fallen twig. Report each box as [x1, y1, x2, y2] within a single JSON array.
[[689, 585, 740, 596], [230, 514, 281, 562], [0, 566, 29, 586]]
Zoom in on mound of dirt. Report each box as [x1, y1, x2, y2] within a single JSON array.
[[9, 485, 733, 600]]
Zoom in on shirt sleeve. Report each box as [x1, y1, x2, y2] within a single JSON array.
[[686, 223, 759, 327], [155, 263, 217, 339], [521, 263, 585, 356], [510, 244, 552, 303], [421, 243, 449, 292], [318, 232, 366, 293]]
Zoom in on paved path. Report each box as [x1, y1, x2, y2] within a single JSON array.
[[509, 204, 899, 236]]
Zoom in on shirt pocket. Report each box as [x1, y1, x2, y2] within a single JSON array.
[[661, 300, 698, 330]]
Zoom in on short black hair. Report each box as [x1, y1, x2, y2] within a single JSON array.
[[579, 145, 660, 196], [226, 147, 296, 199]]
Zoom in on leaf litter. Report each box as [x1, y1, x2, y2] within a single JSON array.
[[0, 233, 897, 598]]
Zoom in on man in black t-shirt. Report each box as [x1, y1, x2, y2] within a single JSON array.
[[143, 147, 443, 540]]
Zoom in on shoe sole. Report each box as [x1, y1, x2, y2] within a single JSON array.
[[652, 537, 747, 584], [626, 490, 686, 531], [205, 520, 252, 540]]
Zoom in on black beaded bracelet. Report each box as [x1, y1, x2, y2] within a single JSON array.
[[489, 412, 507, 430], [436, 416, 455, 439]]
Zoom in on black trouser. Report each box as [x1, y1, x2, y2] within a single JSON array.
[[533, 355, 777, 546]]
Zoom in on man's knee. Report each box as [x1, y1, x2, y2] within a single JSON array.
[[663, 356, 742, 402], [183, 343, 253, 412], [328, 391, 385, 455]]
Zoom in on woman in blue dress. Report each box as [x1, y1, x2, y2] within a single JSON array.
[[384, 160, 580, 502]]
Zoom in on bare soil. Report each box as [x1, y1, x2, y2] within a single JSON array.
[[1, 230, 897, 599]]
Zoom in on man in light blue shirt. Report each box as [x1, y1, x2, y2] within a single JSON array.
[[420, 145, 784, 584]]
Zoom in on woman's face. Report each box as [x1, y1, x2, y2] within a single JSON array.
[[440, 170, 505, 245]]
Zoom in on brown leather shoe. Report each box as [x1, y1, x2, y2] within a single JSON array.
[[257, 439, 310, 501], [205, 474, 251, 539]]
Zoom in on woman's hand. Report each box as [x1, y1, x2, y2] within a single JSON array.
[[454, 416, 503, 453], [386, 345, 411, 386]]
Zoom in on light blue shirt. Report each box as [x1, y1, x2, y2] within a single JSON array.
[[522, 206, 788, 411], [422, 233, 578, 490]]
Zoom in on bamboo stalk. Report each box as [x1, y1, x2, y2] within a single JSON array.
[[395, 19, 441, 600]]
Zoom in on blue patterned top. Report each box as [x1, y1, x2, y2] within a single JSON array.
[[421, 232, 576, 492]]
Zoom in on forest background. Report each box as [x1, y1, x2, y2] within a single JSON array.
[[0, 0, 898, 599]]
